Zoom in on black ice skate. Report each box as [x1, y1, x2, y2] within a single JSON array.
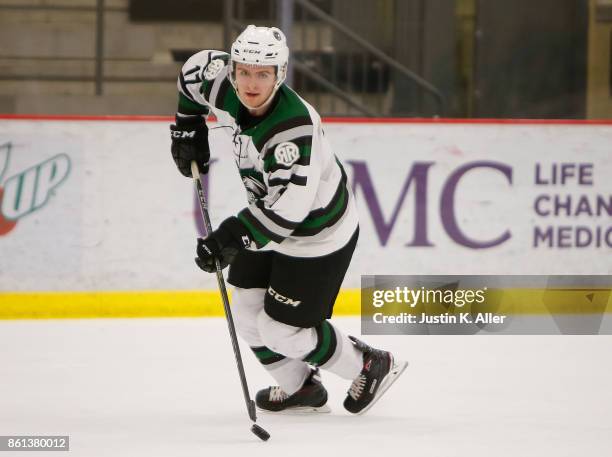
[[343, 336, 408, 415], [256, 368, 331, 413]]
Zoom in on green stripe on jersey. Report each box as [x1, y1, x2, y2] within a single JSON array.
[[222, 85, 240, 117], [239, 168, 264, 182], [238, 212, 271, 248], [292, 159, 350, 234], [178, 92, 209, 115], [200, 78, 213, 97], [242, 86, 312, 151], [299, 184, 346, 229]]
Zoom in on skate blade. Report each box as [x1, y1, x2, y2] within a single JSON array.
[[357, 357, 409, 416], [258, 404, 332, 415]]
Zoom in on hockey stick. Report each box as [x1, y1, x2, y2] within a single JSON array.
[[191, 161, 270, 442]]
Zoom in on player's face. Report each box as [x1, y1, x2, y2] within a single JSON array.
[[234, 63, 277, 110]]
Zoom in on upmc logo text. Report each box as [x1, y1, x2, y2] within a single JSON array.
[[198, 160, 513, 250], [0, 142, 71, 236], [347, 160, 513, 249]]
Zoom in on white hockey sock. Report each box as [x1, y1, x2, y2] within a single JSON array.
[[265, 358, 311, 396], [231, 288, 312, 396], [302, 321, 363, 381]]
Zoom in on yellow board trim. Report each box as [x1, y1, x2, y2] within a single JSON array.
[[1, 288, 610, 320], [0, 289, 361, 320]]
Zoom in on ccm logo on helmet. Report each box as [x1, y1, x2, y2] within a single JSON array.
[[171, 130, 196, 139], [267, 286, 301, 307], [244, 49, 262, 54]]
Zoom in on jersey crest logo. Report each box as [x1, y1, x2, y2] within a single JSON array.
[[274, 142, 300, 167], [203, 59, 225, 81]]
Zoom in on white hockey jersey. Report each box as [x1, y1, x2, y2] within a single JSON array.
[[176, 50, 359, 257]]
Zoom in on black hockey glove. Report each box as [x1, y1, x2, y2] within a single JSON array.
[[170, 115, 210, 177], [195, 217, 253, 273]]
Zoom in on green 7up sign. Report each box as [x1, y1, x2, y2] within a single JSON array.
[[0, 142, 71, 235]]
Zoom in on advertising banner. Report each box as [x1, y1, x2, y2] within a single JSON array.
[[0, 118, 610, 317]]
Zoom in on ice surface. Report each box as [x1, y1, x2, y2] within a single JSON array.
[[1, 317, 611, 457]]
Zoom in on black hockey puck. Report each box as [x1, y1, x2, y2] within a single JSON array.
[[251, 423, 270, 441]]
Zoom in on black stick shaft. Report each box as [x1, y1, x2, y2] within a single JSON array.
[[191, 161, 257, 423]]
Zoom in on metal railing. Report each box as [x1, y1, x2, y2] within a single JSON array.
[[224, 0, 445, 116], [0, 0, 128, 97], [1, 0, 445, 117]]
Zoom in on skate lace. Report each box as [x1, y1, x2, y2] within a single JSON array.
[[348, 374, 367, 401], [269, 386, 289, 402]]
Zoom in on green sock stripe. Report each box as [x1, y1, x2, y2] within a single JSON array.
[[303, 321, 336, 366], [251, 346, 285, 366]]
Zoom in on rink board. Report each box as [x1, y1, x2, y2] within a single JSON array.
[[0, 116, 610, 318]]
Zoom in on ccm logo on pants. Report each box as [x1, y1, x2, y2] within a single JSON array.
[[267, 286, 301, 307]]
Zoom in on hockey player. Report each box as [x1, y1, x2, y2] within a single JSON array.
[[170, 25, 407, 414]]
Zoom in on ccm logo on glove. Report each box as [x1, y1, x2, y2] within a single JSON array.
[[169, 116, 210, 177], [171, 130, 196, 139]]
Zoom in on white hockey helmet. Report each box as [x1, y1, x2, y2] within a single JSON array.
[[229, 25, 289, 109]]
